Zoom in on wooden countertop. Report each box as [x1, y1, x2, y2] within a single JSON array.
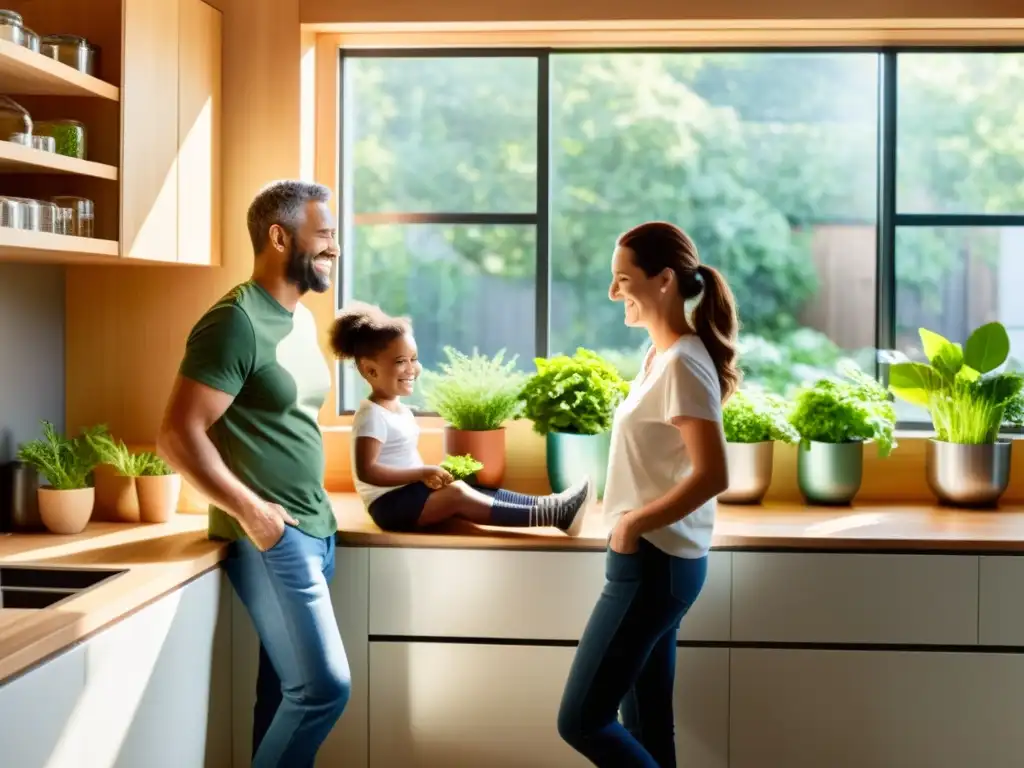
[[330, 494, 1024, 553], [6, 493, 1024, 685], [0, 515, 225, 684]]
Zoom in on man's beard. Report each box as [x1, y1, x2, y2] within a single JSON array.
[[285, 242, 331, 295]]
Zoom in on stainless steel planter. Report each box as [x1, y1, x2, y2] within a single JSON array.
[[797, 440, 864, 505], [926, 439, 1011, 508], [719, 441, 774, 504], [546, 430, 611, 500]]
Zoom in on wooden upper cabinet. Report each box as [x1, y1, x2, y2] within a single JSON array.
[[177, 0, 222, 266], [120, 0, 221, 265], [121, 0, 179, 262]]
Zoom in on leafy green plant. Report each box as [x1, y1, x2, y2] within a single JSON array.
[[87, 430, 154, 477], [440, 454, 485, 481], [519, 348, 629, 436], [137, 452, 175, 476], [723, 389, 799, 444], [889, 322, 1024, 444], [419, 347, 526, 430], [16, 421, 105, 490], [788, 363, 897, 457]]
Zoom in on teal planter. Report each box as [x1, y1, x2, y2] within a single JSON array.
[[546, 430, 611, 499]]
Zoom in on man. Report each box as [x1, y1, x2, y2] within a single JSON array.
[[157, 180, 347, 767]]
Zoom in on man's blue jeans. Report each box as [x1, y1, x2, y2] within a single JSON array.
[[224, 525, 350, 768], [558, 539, 707, 767]]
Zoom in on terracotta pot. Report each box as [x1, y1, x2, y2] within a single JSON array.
[[136, 474, 182, 523], [443, 427, 506, 487], [93, 466, 139, 522], [38, 487, 95, 535]]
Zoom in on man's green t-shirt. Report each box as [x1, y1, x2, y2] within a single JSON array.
[[179, 281, 337, 541]]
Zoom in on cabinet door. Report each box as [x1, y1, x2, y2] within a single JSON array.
[[730, 648, 1024, 768], [0, 643, 88, 768], [178, 0, 222, 266], [121, 0, 180, 262], [368, 642, 728, 768]]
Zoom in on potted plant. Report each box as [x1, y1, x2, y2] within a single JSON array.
[[440, 454, 485, 483], [89, 429, 149, 522], [788, 362, 897, 505], [16, 421, 103, 534], [519, 348, 629, 499], [889, 322, 1023, 507], [135, 452, 181, 523], [720, 388, 799, 504], [420, 347, 526, 488]]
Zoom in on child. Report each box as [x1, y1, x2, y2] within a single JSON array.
[[330, 302, 592, 535]]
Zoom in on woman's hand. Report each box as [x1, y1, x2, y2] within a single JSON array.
[[609, 515, 641, 554], [419, 465, 454, 490]]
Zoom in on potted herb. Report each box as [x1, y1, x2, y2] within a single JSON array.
[[788, 363, 896, 505], [440, 454, 485, 483], [420, 347, 525, 487], [135, 452, 181, 523], [89, 429, 149, 522], [16, 421, 103, 534], [889, 322, 1023, 507], [519, 348, 629, 499], [720, 388, 799, 504]]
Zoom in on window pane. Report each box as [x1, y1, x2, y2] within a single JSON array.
[[894, 226, 1024, 421], [897, 53, 1024, 214], [549, 52, 879, 391], [342, 224, 536, 410], [345, 57, 538, 214]]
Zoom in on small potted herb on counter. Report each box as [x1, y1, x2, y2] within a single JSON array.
[[889, 322, 1023, 507], [16, 421, 103, 534], [789, 362, 896, 505], [440, 454, 485, 483], [135, 453, 181, 523], [89, 428, 148, 522], [420, 347, 525, 488], [519, 348, 629, 499], [720, 388, 798, 504]]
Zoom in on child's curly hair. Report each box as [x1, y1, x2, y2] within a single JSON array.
[[330, 302, 411, 361]]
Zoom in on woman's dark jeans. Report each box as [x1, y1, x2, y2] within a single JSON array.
[[558, 538, 708, 767]]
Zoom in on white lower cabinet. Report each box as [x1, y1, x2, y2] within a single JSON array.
[[0, 568, 230, 768], [367, 642, 728, 768], [730, 648, 1024, 768]]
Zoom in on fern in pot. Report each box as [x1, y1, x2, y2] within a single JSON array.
[[16, 421, 104, 534], [419, 347, 526, 487], [720, 388, 798, 504], [134, 452, 181, 523], [889, 322, 1023, 507], [789, 363, 897, 505], [88, 429, 149, 522], [519, 348, 629, 499]]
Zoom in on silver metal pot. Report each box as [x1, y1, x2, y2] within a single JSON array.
[[719, 441, 774, 504], [926, 439, 1011, 508], [797, 440, 864, 506]]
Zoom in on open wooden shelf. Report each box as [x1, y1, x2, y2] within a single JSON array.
[[0, 228, 119, 264], [0, 39, 119, 101], [0, 140, 118, 179]]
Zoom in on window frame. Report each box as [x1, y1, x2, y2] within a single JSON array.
[[333, 44, 1024, 429]]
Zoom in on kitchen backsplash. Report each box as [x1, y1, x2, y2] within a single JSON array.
[[0, 263, 64, 463]]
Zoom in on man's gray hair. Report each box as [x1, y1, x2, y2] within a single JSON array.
[[246, 179, 331, 253]]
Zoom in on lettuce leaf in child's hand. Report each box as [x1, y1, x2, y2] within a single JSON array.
[[441, 454, 484, 481]]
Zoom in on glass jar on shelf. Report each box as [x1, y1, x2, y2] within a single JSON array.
[[51, 196, 93, 238], [33, 119, 85, 159], [0, 10, 25, 46], [0, 96, 32, 144], [39, 34, 97, 76]]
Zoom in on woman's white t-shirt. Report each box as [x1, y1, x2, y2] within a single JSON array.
[[350, 399, 424, 506], [602, 335, 723, 559]]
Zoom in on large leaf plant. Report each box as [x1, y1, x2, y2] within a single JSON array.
[[888, 322, 1023, 444]]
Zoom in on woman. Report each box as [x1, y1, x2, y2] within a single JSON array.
[[557, 221, 738, 767]]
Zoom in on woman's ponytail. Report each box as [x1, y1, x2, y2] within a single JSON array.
[[694, 264, 740, 402]]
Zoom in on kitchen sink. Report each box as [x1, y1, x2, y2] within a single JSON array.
[[0, 566, 126, 609]]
